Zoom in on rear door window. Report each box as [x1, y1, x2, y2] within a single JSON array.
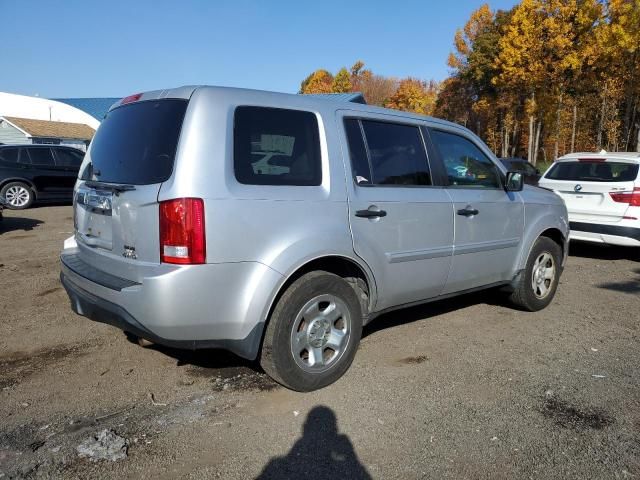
[[54, 148, 84, 167], [546, 161, 639, 182], [88, 99, 188, 185], [27, 148, 55, 166], [18, 149, 31, 164], [344, 118, 431, 186], [429, 129, 501, 189], [234, 106, 321, 186]]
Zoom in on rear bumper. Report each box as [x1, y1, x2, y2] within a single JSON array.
[[60, 252, 284, 359], [569, 221, 640, 246]]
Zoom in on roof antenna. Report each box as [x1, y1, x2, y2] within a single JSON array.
[[599, 149, 607, 154]]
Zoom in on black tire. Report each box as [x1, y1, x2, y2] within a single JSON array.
[[1, 181, 34, 210], [260, 271, 363, 392], [509, 236, 562, 311]]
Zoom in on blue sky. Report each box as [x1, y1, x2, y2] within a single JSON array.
[[1, 0, 517, 98]]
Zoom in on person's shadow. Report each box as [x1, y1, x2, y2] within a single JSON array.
[[256, 405, 372, 480]]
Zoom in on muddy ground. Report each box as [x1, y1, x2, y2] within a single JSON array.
[[0, 205, 639, 479]]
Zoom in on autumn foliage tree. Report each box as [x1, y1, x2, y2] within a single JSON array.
[[299, 69, 333, 94], [299, 2, 640, 159], [299, 61, 402, 106], [385, 78, 438, 115], [436, 0, 640, 163], [298, 61, 403, 107], [331, 68, 352, 93]]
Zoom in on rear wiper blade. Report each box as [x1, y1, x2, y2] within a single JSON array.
[[84, 180, 136, 192]]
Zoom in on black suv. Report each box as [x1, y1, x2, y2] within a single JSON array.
[[0, 145, 84, 209], [499, 157, 541, 185]]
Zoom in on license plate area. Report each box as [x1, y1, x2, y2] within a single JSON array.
[[559, 191, 603, 206], [75, 188, 113, 250]]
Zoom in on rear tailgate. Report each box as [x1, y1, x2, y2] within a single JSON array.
[[540, 160, 639, 223], [73, 95, 190, 282]]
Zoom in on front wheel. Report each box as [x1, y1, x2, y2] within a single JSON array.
[[260, 271, 363, 391], [509, 236, 562, 311]]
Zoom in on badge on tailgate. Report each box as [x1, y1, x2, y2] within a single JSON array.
[[79, 190, 112, 212]]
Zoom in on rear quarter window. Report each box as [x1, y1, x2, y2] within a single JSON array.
[[234, 106, 321, 186], [546, 161, 639, 182], [54, 148, 84, 167], [0, 147, 19, 164]]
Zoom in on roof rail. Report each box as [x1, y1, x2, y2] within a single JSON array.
[[559, 151, 640, 159], [300, 92, 367, 104]]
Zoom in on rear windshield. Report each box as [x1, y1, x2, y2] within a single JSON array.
[[86, 99, 188, 185], [546, 161, 639, 182]]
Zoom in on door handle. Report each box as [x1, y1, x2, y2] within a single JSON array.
[[356, 207, 387, 218], [457, 206, 479, 217]]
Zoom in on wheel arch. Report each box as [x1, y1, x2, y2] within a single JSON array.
[[539, 227, 566, 257], [249, 253, 377, 359], [516, 223, 568, 275], [266, 254, 376, 322]]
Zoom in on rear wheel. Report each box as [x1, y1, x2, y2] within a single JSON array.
[[1, 182, 34, 209], [509, 236, 562, 311], [260, 271, 363, 391]]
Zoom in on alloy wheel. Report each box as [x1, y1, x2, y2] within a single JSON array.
[[290, 294, 351, 373], [531, 252, 556, 299], [5, 185, 30, 208]]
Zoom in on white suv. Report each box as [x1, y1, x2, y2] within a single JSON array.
[[539, 152, 640, 247]]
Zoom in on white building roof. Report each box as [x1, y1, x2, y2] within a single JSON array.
[[0, 92, 100, 130]]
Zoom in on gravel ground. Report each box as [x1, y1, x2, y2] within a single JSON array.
[[0, 205, 639, 479]]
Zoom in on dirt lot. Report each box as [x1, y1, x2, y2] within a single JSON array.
[[1, 205, 639, 479]]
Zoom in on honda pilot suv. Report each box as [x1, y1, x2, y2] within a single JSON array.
[[60, 86, 569, 391]]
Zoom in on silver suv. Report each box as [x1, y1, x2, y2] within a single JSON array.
[[60, 86, 569, 391]]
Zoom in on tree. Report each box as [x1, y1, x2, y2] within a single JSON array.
[[358, 74, 398, 106], [435, 0, 639, 159], [448, 3, 495, 76], [299, 69, 334, 94], [332, 68, 352, 93], [598, 0, 640, 150], [434, 76, 473, 126], [350, 60, 366, 78], [385, 78, 438, 115], [493, 0, 604, 162], [299, 61, 404, 106]]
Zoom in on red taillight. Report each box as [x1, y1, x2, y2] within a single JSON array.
[[121, 93, 142, 105], [579, 158, 606, 163], [159, 198, 206, 264], [609, 188, 640, 207]]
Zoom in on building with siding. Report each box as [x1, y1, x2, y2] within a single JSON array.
[[0, 116, 95, 150]]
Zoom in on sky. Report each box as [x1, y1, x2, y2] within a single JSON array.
[[1, 0, 518, 99]]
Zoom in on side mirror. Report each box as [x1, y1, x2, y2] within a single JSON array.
[[505, 171, 524, 191]]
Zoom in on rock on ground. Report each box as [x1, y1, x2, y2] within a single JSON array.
[[76, 429, 127, 462]]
